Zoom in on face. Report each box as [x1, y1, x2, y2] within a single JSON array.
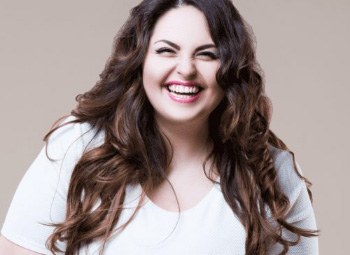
[[142, 5, 224, 127]]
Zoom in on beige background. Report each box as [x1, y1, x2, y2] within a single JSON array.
[[0, 0, 349, 254]]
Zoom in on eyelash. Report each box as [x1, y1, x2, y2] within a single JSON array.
[[155, 48, 175, 54], [199, 52, 219, 59], [155, 48, 219, 60]]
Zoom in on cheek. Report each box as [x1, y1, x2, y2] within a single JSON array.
[[143, 57, 173, 88], [198, 63, 224, 102], [197, 62, 220, 83]]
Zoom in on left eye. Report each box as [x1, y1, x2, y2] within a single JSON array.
[[197, 52, 219, 60]]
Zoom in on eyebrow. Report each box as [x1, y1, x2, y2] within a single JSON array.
[[154, 39, 217, 51]]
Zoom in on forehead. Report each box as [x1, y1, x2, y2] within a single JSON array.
[[150, 5, 214, 45]]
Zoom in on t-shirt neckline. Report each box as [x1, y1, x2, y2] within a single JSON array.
[[139, 176, 221, 216]]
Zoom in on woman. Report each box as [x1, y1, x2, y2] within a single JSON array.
[[0, 0, 319, 254]]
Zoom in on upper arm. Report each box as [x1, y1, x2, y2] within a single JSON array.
[[0, 235, 43, 255], [0, 117, 101, 254], [268, 148, 319, 254], [268, 182, 319, 254], [1, 144, 68, 254]]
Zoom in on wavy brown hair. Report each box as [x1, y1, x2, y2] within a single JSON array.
[[44, 0, 319, 254]]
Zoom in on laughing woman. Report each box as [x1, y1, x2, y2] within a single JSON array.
[[0, 0, 319, 254]]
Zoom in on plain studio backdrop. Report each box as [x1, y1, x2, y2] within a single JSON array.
[[0, 0, 349, 254]]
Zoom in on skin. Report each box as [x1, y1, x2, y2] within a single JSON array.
[[0, 4, 224, 253], [0, 235, 42, 254], [143, 5, 223, 128], [142, 5, 223, 211]]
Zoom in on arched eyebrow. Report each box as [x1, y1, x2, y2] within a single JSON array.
[[154, 39, 217, 52]]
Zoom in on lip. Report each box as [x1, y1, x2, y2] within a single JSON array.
[[167, 90, 201, 103], [165, 80, 202, 87], [163, 80, 203, 103]]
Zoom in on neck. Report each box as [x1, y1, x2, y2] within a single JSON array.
[[155, 115, 213, 171]]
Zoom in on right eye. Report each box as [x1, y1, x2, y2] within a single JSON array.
[[155, 47, 176, 55]]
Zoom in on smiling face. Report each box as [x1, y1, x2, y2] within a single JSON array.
[[142, 5, 224, 127]]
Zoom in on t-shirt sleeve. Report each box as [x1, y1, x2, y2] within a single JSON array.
[[268, 148, 319, 255], [1, 116, 100, 254]]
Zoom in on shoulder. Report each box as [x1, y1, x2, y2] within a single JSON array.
[[268, 145, 305, 197], [46, 115, 105, 161]]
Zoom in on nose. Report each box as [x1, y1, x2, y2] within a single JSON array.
[[176, 56, 197, 78]]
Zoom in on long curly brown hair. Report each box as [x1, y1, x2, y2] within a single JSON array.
[[44, 0, 319, 254]]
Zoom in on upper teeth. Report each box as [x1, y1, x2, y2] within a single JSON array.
[[168, 85, 200, 94]]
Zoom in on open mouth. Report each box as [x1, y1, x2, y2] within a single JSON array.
[[166, 84, 203, 96]]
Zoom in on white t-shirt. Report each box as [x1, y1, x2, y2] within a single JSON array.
[[1, 117, 319, 254]]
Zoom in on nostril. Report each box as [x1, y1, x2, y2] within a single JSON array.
[[176, 61, 197, 77]]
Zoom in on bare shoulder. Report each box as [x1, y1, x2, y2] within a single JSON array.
[[0, 236, 43, 255]]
